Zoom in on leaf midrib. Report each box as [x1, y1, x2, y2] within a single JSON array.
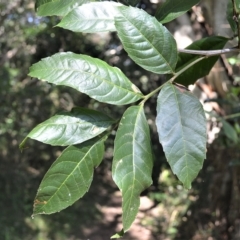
[[172, 85, 189, 183], [35, 144, 98, 214], [31, 66, 143, 97], [118, 9, 174, 73], [37, 119, 114, 126], [123, 106, 142, 223]]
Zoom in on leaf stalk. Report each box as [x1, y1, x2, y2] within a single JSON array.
[[140, 56, 206, 105]]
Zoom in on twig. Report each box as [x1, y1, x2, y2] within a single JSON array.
[[178, 47, 240, 57]]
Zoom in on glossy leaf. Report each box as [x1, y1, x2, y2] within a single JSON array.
[[35, 0, 88, 16], [58, 2, 122, 33], [113, 106, 153, 231], [175, 36, 228, 86], [155, 0, 199, 24], [156, 83, 207, 189], [33, 135, 107, 216], [115, 6, 177, 74], [29, 52, 143, 105], [20, 107, 114, 147]]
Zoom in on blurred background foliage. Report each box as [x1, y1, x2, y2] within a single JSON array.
[[0, 0, 240, 239]]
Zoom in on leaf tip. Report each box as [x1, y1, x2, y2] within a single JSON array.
[[183, 181, 192, 190], [111, 229, 124, 239], [32, 199, 48, 216], [19, 137, 28, 152]]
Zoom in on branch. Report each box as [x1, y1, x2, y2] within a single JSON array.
[[178, 47, 240, 56]]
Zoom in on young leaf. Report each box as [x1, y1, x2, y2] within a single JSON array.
[[156, 83, 207, 189], [35, 0, 88, 16], [115, 6, 178, 74], [20, 107, 114, 147], [33, 135, 107, 216], [57, 2, 122, 33], [175, 36, 228, 86], [155, 0, 199, 24], [112, 106, 153, 231], [29, 52, 143, 105]]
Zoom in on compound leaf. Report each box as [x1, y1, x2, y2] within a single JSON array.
[[155, 0, 199, 24], [20, 107, 114, 147], [58, 2, 122, 33], [29, 52, 143, 105], [156, 83, 207, 189], [33, 135, 107, 216], [115, 6, 177, 74], [113, 106, 153, 231], [175, 36, 228, 86], [35, 0, 88, 16]]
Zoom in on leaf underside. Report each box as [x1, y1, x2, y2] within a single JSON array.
[[115, 6, 177, 74], [20, 107, 114, 147], [156, 83, 207, 189], [113, 105, 153, 231], [33, 135, 107, 216], [29, 52, 143, 105]]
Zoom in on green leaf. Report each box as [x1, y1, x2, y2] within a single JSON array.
[[29, 52, 143, 105], [111, 229, 124, 239], [156, 83, 207, 189], [57, 2, 122, 33], [221, 119, 238, 144], [234, 0, 240, 13], [20, 107, 114, 147], [175, 36, 228, 86], [115, 6, 177, 74], [227, 0, 237, 34], [112, 106, 153, 231], [155, 0, 199, 24], [35, 0, 88, 16], [33, 135, 107, 216]]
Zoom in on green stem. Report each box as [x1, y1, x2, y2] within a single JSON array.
[[221, 112, 240, 120], [170, 56, 206, 82], [205, 111, 240, 121], [140, 56, 206, 105], [139, 81, 169, 105]]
